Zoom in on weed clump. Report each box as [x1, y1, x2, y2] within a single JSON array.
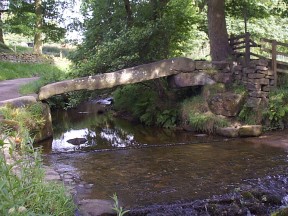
[[181, 96, 228, 133]]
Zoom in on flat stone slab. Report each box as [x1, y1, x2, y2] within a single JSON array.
[[217, 125, 262, 138], [169, 72, 215, 88], [216, 127, 239, 138], [0, 96, 37, 107], [239, 125, 262, 137], [38, 57, 196, 100]]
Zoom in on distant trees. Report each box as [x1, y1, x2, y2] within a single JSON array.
[[0, 0, 9, 44], [1, 0, 287, 61], [2, 0, 67, 54]]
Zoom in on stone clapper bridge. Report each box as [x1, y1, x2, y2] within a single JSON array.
[[37, 56, 265, 138], [38, 57, 218, 100]]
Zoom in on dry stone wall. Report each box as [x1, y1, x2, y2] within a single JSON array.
[[233, 59, 273, 108], [0, 53, 53, 64]]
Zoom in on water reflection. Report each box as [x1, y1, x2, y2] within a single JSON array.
[[44, 102, 224, 153]]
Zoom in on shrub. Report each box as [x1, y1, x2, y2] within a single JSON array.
[[113, 83, 178, 128], [238, 105, 259, 125], [180, 96, 209, 124], [0, 42, 13, 53], [263, 88, 288, 129], [271, 207, 288, 216], [0, 103, 75, 215], [228, 82, 247, 95]]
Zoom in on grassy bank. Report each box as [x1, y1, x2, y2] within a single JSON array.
[[0, 61, 64, 81], [0, 136, 76, 215], [0, 56, 71, 95], [0, 104, 76, 215]]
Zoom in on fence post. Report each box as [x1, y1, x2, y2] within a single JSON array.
[[271, 40, 277, 87], [245, 32, 250, 66]]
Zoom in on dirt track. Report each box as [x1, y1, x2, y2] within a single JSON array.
[[0, 77, 39, 101]]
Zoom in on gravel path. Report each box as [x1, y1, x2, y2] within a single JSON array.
[[0, 77, 39, 101]]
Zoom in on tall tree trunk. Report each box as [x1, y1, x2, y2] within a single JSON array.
[[34, 0, 43, 54], [150, 0, 169, 20], [0, 12, 4, 44], [123, 0, 133, 28], [207, 0, 231, 61]]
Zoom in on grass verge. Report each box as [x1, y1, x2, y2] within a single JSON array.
[[0, 58, 71, 94], [0, 105, 76, 215], [0, 136, 76, 215], [0, 61, 64, 81]]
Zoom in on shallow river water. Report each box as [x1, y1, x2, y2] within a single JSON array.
[[39, 103, 288, 209]]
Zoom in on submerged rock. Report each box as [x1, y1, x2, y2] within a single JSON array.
[[67, 138, 87, 145], [95, 97, 114, 105], [128, 183, 287, 216], [77, 199, 114, 216]]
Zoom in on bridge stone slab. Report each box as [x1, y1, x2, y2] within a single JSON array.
[[169, 72, 215, 88], [38, 57, 195, 100]]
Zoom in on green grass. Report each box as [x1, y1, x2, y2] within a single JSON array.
[[181, 96, 229, 133], [7, 45, 33, 53], [0, 61, 64, 81], [0, 104, 76, 215], [0, 42, 13, 53], [0, 136, 76, 215], [0, 59, 71, 94]]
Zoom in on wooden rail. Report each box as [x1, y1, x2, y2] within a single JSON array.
[[229, 32, 288, 87]]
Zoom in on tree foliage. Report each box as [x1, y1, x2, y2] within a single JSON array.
[[5, 0, 66, 43], [70, 0, 200, 76]]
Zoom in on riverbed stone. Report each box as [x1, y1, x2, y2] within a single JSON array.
[[216, 127, 239, 138], [208, 92, 246, 117], [239, 125, 262, 137], [67, 137, 87, 145], [77, 199, 115, 216]]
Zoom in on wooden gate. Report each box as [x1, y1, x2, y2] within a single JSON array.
[[229, 32, 288, 86]]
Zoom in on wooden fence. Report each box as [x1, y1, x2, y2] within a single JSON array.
[[229, 32, 288, 86]]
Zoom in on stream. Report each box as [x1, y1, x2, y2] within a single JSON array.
[[37, 102, 288, 214]]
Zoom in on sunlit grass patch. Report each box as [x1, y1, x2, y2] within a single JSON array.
[[0, 61, 64, 81]]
